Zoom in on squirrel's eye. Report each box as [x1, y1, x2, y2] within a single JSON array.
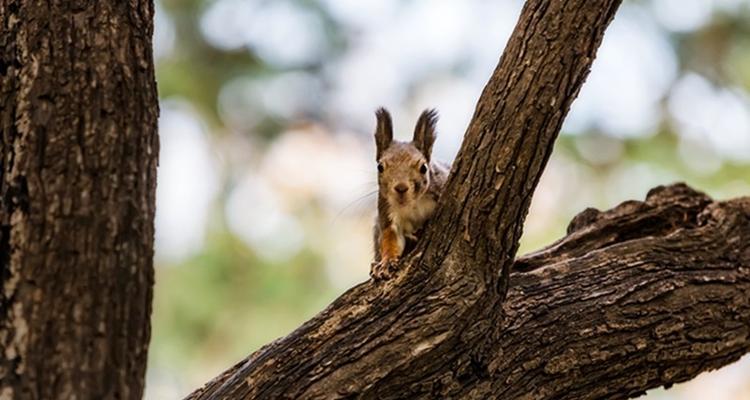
[[378, 163, 384, 173], [419, 164, 428, 174]]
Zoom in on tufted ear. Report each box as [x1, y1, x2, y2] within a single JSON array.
[[374, 107, 393, 160], [412, 109, 438, 161]]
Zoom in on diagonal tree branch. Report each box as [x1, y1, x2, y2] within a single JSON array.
[[186, 0, 625, 398], [355, 184, 750, 399], [423, 0, 623, 289], [189, 182, 750, 399]]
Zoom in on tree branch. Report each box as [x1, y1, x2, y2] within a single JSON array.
[[461, 183, 750, 399], [424, 0, 622, 287], [190, 185, 750, 399], [186, 0, 626, 398]]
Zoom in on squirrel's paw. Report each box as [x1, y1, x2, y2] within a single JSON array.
[[370, 258, 399, 281]]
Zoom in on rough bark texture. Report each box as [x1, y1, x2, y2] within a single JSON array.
[[463, 183, 750, 399], [186, 0, 630, 399], [0, 1, 158, 399], [186, 181, 750, 400]]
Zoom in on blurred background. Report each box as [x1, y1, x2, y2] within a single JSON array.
[[146, 0, 750, 398]]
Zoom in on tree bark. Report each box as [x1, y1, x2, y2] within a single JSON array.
[[455, 183, 750, 399], [187, 181, 750, 400], [0, 1, 158, 399]]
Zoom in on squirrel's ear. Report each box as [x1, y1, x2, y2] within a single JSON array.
[[375, 107, 393, 159], [413, 109, 438, 161]]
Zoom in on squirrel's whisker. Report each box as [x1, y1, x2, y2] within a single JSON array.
[[328, 190, 378, 228]]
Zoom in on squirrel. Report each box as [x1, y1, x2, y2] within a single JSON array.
[[370, 107, 450, 280]]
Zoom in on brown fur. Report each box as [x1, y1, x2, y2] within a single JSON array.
[[370, 108, 450, 280]]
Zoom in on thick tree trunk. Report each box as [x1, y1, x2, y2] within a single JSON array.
[[0, 1, 158, 399]]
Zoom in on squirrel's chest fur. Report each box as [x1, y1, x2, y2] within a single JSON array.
[[389, 195, 437, 239]]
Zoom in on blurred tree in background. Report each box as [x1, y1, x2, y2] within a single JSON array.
[[147, 1, 750, 398]]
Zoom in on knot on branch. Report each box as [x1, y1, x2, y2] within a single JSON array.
[[645, 182, 711, 208], [566, 207, 601, 234], [697, 197, 750, 230], [565, 183, 712, 235]]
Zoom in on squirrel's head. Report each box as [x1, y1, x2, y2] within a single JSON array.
[[374, 108, 438, 209]]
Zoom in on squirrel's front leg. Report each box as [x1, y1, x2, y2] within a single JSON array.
[[371, 225, 404, 280]]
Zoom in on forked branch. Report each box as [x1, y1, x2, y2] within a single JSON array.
[[188, 184, 750, 399]]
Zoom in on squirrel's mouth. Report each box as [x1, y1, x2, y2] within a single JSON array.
[[392, 193, 414, 207]]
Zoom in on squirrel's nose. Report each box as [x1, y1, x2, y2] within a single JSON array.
[[394, 183, 408, 194]]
